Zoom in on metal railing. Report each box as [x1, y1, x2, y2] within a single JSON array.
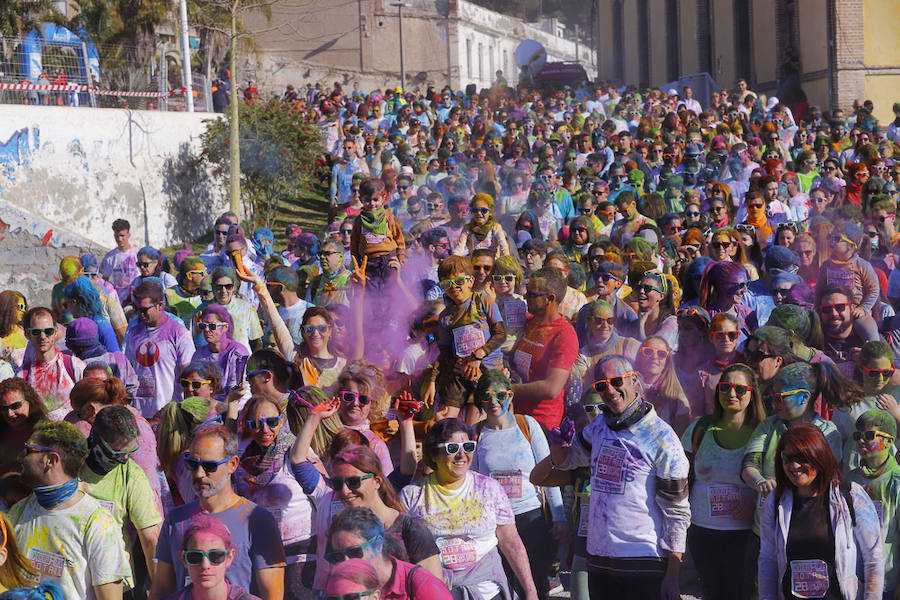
[[0, 33, 209, 111]]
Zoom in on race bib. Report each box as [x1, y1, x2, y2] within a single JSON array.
[[504, 299, 527, 329], [96, 499, 115, 516], [452, 324, 485, 357], [593, 442, 628, 495], [708, 485, 741, 518], [491, 470, 523, 499], [331, 499, 345, 517], [577, 496, 590, 537], [513, 349, 532, 379], [437, 536, 477, 571], [363, 231, 387, 244], [136, 373, 156, 400], [790, 559, 829, 598], [29, 548, 66, 581]]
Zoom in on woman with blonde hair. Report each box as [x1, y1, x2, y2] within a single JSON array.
[[334, 361, 393, 475], [156, 396, 219, 505], [708, 228, 759, 281], [0, 513, 37, 592], [635, 336, 692, 435], [284, 385, 344, 459]]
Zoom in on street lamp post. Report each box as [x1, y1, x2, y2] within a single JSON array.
[[390, 2, 412, 90]]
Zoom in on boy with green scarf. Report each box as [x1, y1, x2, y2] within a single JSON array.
[[848, 409, 900, 595], [350, 177, 405, 288]]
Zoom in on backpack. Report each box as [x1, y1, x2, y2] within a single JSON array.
[[406, 565, 421, 598], [21, 352, 76, 382]]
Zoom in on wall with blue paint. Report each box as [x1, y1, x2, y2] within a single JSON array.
[[0, 105, 227, 250]]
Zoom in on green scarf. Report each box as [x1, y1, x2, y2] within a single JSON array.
[[861, 453, 895, 480], [360, 208, 388, 235], [468, 217, 496, 243]]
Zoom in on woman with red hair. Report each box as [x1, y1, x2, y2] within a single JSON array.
[[758, 423, 883, 599]]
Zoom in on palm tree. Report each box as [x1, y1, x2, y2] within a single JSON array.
[[0, 0, 63, 80]]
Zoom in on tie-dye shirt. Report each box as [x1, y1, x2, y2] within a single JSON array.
[[23, 349, 85, 419], [8, 492, 131, 600], [100, 246, 140, 302], [401, 471, 514, 598]]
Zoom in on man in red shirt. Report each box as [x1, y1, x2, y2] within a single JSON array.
[[511, 267, 578, 430]]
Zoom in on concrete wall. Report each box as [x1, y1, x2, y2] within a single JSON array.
[[0, 105, 226, 253]]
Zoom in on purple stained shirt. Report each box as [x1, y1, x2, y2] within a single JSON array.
[[100, 246, 140, 302], [124, 316, 195, 418]]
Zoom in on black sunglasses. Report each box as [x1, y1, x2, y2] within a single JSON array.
[[327, 473, 375, 491], [183, 549, 229, 566]]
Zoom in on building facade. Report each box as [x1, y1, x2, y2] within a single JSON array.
[[594, 0, 900, 123], [241, 0, 595, 95]]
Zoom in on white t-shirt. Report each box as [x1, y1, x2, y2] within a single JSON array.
[[402, 471, 514, 598], [8, 492, 131, 600], [681, 419, 756, 531]]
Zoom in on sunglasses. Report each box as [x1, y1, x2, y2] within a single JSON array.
[[135, 304, 160, 315], [583, 403, 602, 416], [213, 283, 234, 292], [323, 591, 378, 600], [246, 369, 272, 381], [592, 371, 635, 392], [324, 536, 380, 564], [472, 207, 491, 216], [427, 203, 443, 209], [247, 416, 281, 431], [712, 330, 740, 341], [635, 284, 663, 295], [183, 549, 230, 566], [302, 324, 330, 335], [597, 272, 621, 283], [819, 303, 849, 314], [591, 316, 617, 326], [472, 265, 493, 272], [711, 241, 732, 249], [215, 229, 229, 236], [28, 327, 55, 337], [327, 473, 375, 491], [481, 390, 513, 404], [137, 261, 154, 268], [180, 379, 211, 391], [862, 365, 895, 379], [639, 347, 669, 360], [339, 390, 371, 406], [23, 442, 58, 456], [198, 322, 226, 331], [437, 441, 477, 455], [748, 350, 778, 363], [492, 274, 515, 283], [0, 400, 23, 412], [780, 452, 810, 466], [579, 207, 594, 215], [439, 276, 469, 290], [747, 203, 764, 210], [853, 430, 894, 442], [183, 453, 235, 473], [717, 381, 753, 395]]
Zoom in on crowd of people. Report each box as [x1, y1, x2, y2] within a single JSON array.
[[1, 73, 900, 600]]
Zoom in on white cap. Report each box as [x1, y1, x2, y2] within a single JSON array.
[[667, 88, 678, 96]]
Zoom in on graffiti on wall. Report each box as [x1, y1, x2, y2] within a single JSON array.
[[0, 127, 39, 182]]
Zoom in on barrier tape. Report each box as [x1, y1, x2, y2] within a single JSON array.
[[0, 82, 190, 99]]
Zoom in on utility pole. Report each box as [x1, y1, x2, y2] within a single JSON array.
[[390, 2, 411, 90], [178, 0, 194, 112]]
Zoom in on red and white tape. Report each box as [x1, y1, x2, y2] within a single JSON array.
[[0, 82, 191, 99]]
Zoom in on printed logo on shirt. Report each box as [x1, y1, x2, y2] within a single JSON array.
[[135, 341, 160, 367], [363, 232, 387, 244], [28, 548, 66, 580], [592, 441, 628, 495], [96, 499, 115, 515]]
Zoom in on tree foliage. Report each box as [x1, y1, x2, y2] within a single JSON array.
[[200, 99, 325, 230]]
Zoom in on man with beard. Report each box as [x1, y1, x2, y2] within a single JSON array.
[[149, 423, 285, 600], [9, 420, 130, 600], [307, 239, 352, 308], [818, 284, 877, 365]]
